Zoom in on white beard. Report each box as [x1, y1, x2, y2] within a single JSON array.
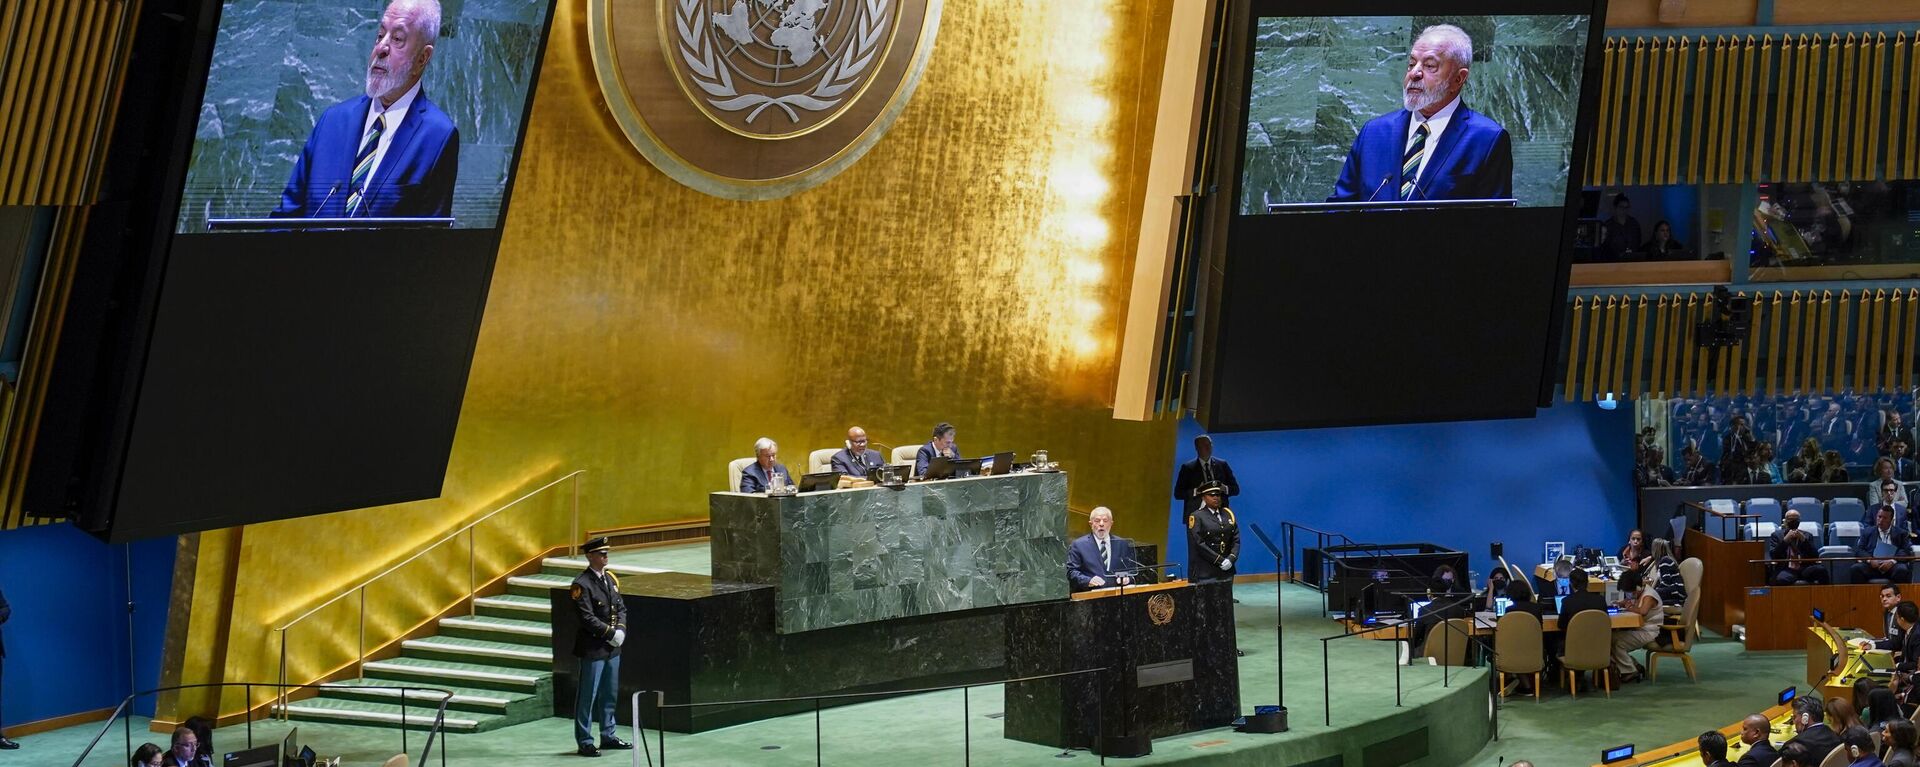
[[1403, 85, 1448, 113], [365, 54, 417, 102]]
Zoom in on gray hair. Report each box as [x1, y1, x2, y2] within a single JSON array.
[[1089, 506, 1113, 520], [388, 0, 442, 47], [754, 437, 777, 453], [1415, 24, 1473, 69]]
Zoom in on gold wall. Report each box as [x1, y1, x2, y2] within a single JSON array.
[[167, 0, 1182, 717]]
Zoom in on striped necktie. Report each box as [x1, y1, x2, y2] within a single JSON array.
[[344, 113, 387, 216], [1098, 537, 1109, 570], [1400, 121, 1429, 200]]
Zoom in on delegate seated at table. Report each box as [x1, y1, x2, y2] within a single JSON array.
[[1852, 506, 1913, 584], [1768, 511, 1830, 585]]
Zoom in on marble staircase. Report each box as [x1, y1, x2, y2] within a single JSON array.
[[276, 555, 671, 733]]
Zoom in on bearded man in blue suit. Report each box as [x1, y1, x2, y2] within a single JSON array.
[[273, 0, 458, 220], [1328, 24, 1513, 204]]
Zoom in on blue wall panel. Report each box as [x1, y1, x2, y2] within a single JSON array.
[[1161, 403, 1637, 587], [0, 524, 174, 728]]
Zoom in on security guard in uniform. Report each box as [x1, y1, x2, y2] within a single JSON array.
[[1186, 482, 1240, 584], [571, 537, 632, 757]]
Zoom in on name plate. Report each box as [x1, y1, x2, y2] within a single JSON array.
[[1136, 659, 1194, 688]]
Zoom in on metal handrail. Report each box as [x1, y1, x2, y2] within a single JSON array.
[[275, 469, 585, 716], [626, 666, 1113, 767], [70, 681, 454, 767]]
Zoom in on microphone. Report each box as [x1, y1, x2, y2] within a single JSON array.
[[315, 184, 341, 217], [1364, 174, 1394, 202]]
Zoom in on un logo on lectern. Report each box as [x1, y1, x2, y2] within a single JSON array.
[[1148, 594, 1176, 626], [589, 0, 943, 199]]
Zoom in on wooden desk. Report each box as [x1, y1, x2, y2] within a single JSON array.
[[1742, 584, 1887, 650], [1591, 704, 1792, 767], [1338, 610, 1642, 640], [1682, 528, 1765, 637], [1533, 563, 1612, 592], [1071, 579, 1189, 601]]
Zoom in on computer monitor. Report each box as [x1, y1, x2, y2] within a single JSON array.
[[979, 451, 1016, 476], [1408, 600, 1433, 620], [223, 744, 279, 767], [923, 456, 984, 480], [798, 472, 841, 492], [281, 727, 298, 764], [1493, 597, 1513, 617]]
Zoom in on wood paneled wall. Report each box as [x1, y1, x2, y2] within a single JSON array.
[[1590, 31, 1920, 186], [1564, 289, 1920, 401], [0, 0, 140, 205]]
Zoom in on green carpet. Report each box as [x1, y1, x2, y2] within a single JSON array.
[[22, 581, 1804, 766]]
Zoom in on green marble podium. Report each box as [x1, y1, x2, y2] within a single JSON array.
[[710, 472, 1070, 633]]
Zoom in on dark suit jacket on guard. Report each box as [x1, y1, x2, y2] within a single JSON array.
[[570, 568, 627, 661], [1328, 104, 1514, 203], [1067, 534, 1138, 591], [273, 92, 459, 219]]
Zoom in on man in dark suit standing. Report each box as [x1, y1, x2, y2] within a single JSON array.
[[570, 537, 631, 757], [1870, 584, 1908, 652], [1173, 435, 1239, 524], [739, 437, 792, 494], [1187, 483, 1240, 584], [1735, 713, 1782, 767], [0, 587, 13, 750], [1787, 695, 1841, 761], [272, 0, 458, 220], [1328, 24, 1512, 203], [1067, 507, 1137, 592], [829, 426, 887, 478], [1852, 506, 1913, 584]]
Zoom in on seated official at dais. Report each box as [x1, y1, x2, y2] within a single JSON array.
[[1067, 506, 1136, 591], [739, 437, 793, 494], [1768, 510, 1830, 585], [1851, 506, 1913, 584], [830, 426, 888, 477], [914, 422, 962, 478]]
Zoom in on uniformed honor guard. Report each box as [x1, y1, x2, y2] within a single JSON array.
[[1186, 482, 1240, 584], [571, 537, 632, 757]]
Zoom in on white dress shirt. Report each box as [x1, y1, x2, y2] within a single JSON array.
[[1404, 95, 1462, 189], [357, 80, 421, 199]]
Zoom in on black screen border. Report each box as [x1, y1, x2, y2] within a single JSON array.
[[1197, 0, 1609, 433]]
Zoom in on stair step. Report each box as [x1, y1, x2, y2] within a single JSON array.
[[439, 615, 552, 646], [318, 679, 532, 714], [506, 574, 574, 597], [474, 594, 550, 618], [362, 657, 545, 693], [404, 636, 552, 669], [279, 697, 493, 732], [542, 557, 668, 577]]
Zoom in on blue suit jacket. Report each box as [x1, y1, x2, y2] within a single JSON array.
[[1066, 534, 1137, 591], [914, 441, 962, 477], [739, 462, 791, 494], [1328, 104, 1513, 203], [273, 91, 459, 219]]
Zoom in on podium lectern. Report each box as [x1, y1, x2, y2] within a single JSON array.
[[1003, 580, 1239, 756]]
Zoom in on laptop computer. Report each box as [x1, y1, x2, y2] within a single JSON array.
[[798, 472, 842, 492], [979, 451, 1017, 476], [924, 456, 985, 480], [1493, 597, 1513, 617]]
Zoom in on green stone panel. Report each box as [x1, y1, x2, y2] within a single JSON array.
[[709, 472, 1070, 633]]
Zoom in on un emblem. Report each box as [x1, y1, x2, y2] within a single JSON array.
[[589, 0, 943, 199], [1147, 593, 1176, 626]]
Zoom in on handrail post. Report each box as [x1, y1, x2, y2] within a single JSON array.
[[278, 628, 288, 721], [814, 698, 822, 766], [468, 527, 477, 618], [245, 684, 254, 747], [402, 687, 409, 756], [962, 686, 970, 767], [359, 587, 367, 678], [571, 472, 582, 556]]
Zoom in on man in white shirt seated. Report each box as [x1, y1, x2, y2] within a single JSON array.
[[1067, 507, 1137, 592]]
